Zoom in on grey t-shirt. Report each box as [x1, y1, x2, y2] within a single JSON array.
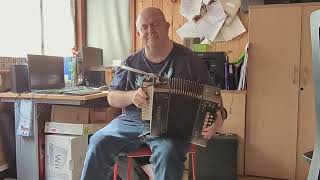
[[109, 42, 210, 121]]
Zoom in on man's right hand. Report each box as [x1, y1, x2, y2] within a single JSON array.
[[131, 88, 149, 108]]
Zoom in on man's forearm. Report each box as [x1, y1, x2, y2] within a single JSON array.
[[107, 90, 135, 108]]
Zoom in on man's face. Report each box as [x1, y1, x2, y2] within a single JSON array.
[[137, 11, 169, 49]]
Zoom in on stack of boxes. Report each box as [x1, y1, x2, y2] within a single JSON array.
[[44, 105, 121, 180]]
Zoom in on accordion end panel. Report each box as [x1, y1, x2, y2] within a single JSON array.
[[142, 84, 170, 137], [191, 85, 221, 147], [141, 86, 154, 121]]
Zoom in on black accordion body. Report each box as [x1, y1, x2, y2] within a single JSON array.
[[142, 78, 222, 147]]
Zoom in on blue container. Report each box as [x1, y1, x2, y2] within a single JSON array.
[[64, 57, 72, 82]]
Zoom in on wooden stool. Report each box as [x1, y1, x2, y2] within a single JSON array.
[[113, 145, 197, 180]]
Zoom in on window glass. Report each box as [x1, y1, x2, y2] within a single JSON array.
[[0, 0, 75, 57], [43, 0, 75, 56], [0, 0, 42, 57]]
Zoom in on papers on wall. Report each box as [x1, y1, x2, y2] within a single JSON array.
[[177, 0, 245, 42], [178, 0, 226, 41], [16, 99, 33, 137]]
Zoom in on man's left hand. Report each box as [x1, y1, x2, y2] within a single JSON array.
[[201, 110, 224, 139]]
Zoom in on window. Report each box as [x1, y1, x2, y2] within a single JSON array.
[[43, 0, 75, 56], [0, 0, 42, 57], [0, 0, 75, 57]]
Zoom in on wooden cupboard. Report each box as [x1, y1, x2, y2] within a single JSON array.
[[246, 3, 319, 180], [296, 5, 318, 180]]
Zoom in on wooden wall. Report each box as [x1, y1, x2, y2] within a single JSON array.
[[133, 0, 249, 61]]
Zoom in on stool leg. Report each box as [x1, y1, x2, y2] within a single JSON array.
[[191, 153, 196, 180], [114, 161, 118, 180], [127, 157, 132, 180]]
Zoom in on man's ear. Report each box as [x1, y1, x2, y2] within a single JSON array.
[[137, 31, 141, 37]]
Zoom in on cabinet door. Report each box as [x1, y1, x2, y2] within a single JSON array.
[[296, 5, 320, 180], [246, 5, 301, 179]]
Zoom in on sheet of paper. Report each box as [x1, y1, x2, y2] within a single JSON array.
[[16, 99, 33, 137], [203, 0, 211, 5], [205, 0, 227, 24], [180, 0, 202, 17], [220, 15, 246, 41], [212, 31, 226, 42], [220, 0, 241, 25], [196, 17, 225, 41], [200, 38, 211, 44], [176, 21, 199, 39], [184, 14, 197, 22]]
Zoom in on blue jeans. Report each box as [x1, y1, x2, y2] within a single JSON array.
[[80, 118, 190, 180]]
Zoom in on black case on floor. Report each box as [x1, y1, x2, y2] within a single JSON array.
[[189, 134, 238, 180]]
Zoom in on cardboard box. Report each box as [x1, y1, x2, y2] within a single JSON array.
[[51, 105, 121, 124], [51, 105, 90, 124], [45, 122, 106, 136], [90, 107, 121, 124], [45, 134, 88, 180]]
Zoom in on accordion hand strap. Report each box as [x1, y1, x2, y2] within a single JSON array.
[[217, 93, 228, 120]]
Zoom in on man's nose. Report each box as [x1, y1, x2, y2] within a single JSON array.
[[147, 25, 155, 33]]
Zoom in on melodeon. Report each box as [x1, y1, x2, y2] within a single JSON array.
[[142, 78, 222, 147]]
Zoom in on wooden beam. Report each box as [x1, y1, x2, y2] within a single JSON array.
[[130, 0, 137, 53], [75, 0, 87, 51]]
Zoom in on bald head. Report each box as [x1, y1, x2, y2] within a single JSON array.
[[135, 7, 172, 57], [136, 7, 166, 29]]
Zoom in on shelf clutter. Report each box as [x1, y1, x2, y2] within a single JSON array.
[[43, 105, 121, 180]]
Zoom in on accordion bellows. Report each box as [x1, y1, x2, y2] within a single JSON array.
[[142, 78, 221, 147]]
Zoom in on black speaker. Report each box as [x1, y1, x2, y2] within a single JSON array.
[[195, 52, 229, 89], [189, 134, 238, 180], [10, 65, 30, 93], [83, 70, 105, 87]]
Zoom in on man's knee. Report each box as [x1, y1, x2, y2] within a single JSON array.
[[87, 131, 110, 152], [151, 140, 187, 164]]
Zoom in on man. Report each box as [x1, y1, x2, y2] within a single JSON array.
[[81, 7, 224, 180]]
